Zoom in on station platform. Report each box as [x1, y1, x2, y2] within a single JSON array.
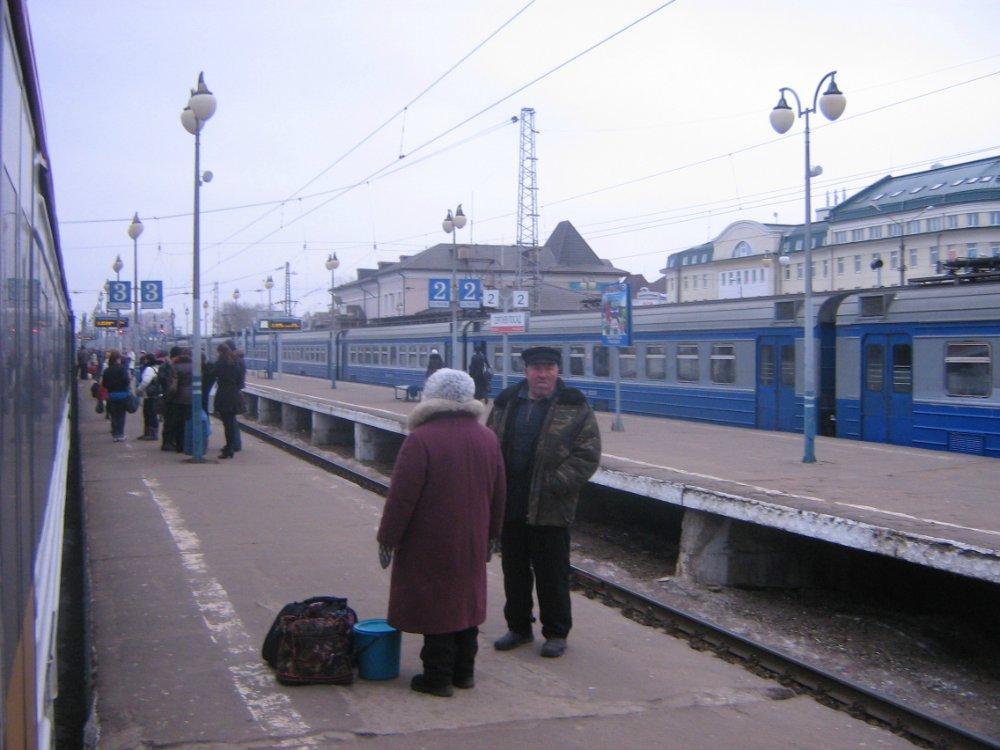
[[79, 388, 913, 749], [242, 373, 1000, 585]]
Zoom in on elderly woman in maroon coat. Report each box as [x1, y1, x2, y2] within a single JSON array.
[[377, 368, 506, 697]]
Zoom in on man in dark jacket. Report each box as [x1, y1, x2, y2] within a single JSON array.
[[486, 345, 601, 658]]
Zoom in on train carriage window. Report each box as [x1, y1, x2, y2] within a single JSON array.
[[645, 345, 666, 379], [892, 344, 912, 393], [865, 345, 884, 391], [710, 344, 736, 384], [493, 350, 503, 373], [593, 345, 610, 377], [676, 344, 699, 382], [619, 346, 636, 379], [388, 345, 396, 365], [780, 346, 795, 386], [759, 345, 775, 385], [511, 345, 525, 374], [945, 342, 992, 397], [419, 347, 430, 367], [569, 346, 585, 376]]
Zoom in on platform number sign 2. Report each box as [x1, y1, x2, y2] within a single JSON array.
[[458, 279, 481, 309], [428, 278, 451, 309]]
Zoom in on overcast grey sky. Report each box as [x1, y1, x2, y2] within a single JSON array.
[[28, 1, 1000, 323]]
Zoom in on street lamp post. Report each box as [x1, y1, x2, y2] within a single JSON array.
[[769, 71, 846, 464], [204, 299, 210, 338], [180, 71, 217, 462], [326, 253, 340, 388], [127, 213, 144, 363], [441, 204, 467, 369]]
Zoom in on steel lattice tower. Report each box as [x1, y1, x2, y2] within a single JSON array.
[[515, 108, 539, 308]]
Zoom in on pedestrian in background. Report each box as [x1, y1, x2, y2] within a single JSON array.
[[162, 347, 191, 453], [135, 353, 160, 441], [424, 348, 444, 380], [101, 349, 131, 442], [213, 343, 245, 459], [76, 346, 90, 380], [487, 346, 601, 659], [468, 341, 492, 404], [377, 368, 506, 697]]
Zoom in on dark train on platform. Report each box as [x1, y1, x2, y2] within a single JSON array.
[[245, 264, 1000, 459], [0, 1, 77, 746]]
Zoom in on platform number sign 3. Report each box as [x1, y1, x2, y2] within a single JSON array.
[[428, 278, 451, 308], [141, 280, 163, 309], [107, 280, 130, 310]]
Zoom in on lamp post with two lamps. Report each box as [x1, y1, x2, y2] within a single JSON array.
[[769, 71, 846, 463], [326, 253, 340, 388], [180, 71, 217, 462], [441, 204, 467, 369], [127, 213, 144, 362]]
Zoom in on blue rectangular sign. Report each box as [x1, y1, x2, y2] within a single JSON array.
[[428, 278, 451, 309], [600, 284, 632, 346], [140, 279, 163, 309], [107, 280, 131, 310], [458, 278, 481, 309]]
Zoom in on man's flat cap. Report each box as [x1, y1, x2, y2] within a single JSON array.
[[521, 346, 561, 366]]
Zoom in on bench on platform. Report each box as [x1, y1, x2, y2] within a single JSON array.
[[394, 384, 422, 402]]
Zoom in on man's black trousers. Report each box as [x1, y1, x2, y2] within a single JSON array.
[[500, 521, 571, 640]]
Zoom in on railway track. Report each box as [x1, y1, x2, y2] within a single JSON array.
[[241, 420, 999, 750]]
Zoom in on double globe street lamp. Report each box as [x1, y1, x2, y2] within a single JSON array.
[[769, 71, 846, 463], [127, 212, 144, 361], [180, 72, 217, 462], [442, 204, 467, 369]]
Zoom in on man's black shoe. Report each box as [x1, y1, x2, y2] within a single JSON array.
[[410, 674, 453, 697], [452, 674, 475, 689], [540, 637, 567, 658], [493, 630, 533, 651]]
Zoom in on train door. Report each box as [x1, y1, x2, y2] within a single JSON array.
[[861, 334, 913, 445], [757, 336, 796, 431]]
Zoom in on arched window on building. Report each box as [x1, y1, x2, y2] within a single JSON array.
[[733, 241, 753, 258]]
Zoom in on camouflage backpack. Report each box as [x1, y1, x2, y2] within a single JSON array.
[[262, 596, 358, 685]]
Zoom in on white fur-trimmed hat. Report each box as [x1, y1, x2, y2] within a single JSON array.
[[423, 368, 474, 403]]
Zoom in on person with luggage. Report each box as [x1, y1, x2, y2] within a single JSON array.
[[487, 346, 601, 659], [377, 368, 506, 696], [135, 353, 160, 441], [101, 349, 132, 442]]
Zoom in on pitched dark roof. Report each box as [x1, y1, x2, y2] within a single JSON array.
[[543, 220, 600, 266]]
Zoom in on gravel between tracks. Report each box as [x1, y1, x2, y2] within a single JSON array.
[[570, 519, 1000, 741]]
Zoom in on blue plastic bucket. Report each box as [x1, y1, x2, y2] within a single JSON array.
[[353, 619, 400, 680]]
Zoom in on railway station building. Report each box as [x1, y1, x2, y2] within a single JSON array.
[[658, 155, 1000, 302], [333, 220, 628, 322]]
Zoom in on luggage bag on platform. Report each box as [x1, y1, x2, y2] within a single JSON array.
[[262, 596, 358, 685]]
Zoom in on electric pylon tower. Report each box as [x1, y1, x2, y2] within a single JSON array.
[[515, 107, 540, 310], [283, 261, 293, 316]]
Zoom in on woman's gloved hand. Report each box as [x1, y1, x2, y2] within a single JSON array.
[[378, 544, 393, 569]]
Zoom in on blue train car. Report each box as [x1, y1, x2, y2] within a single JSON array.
[[835, 281, 1000, 456]]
